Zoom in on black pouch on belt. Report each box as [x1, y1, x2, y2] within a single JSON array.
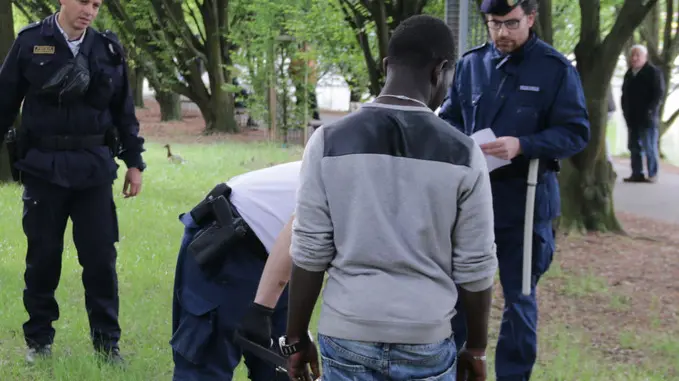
[[187, 195, 248, 267]]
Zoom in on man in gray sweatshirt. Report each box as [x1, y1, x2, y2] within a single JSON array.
[[281, 15, 499, 381]]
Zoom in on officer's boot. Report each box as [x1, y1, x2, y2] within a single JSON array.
[[25, 344, 52, 364], [95, 344, 125, 367]]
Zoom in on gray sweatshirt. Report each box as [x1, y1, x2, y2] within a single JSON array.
[[290, 102, 498, 344]]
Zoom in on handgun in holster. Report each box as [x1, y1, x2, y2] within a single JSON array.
[[4, 127, 24, 182], [187, 192, 248, 268]]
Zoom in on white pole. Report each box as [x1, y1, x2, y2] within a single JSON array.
[[522, 159, 540, 296]]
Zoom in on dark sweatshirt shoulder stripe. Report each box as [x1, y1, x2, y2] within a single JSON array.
[[321, 103, 476, 168]]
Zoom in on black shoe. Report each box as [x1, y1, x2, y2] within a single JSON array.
[[623, 175, 647, 183], [25, 344, 52, 364], [95, 346, 125, 367]]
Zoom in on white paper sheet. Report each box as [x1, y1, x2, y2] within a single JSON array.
[[471, 128, 512, 172]]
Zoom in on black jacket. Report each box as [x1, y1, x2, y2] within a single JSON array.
[[0, 14, 145, 189], [621, 62, 665, 127]]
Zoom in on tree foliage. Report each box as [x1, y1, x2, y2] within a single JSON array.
[[335, 0, 439, 96], [106, 0, 246, 133]]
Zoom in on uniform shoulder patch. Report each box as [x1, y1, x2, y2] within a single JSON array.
[[462, 42, 488, 58], [18, 21, 41, 36]]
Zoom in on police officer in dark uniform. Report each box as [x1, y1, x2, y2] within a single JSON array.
[[439, 1, 589, 380], [0, 0, 145, 364]]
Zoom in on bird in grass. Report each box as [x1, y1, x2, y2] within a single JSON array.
[[164, 144, 187, 164]]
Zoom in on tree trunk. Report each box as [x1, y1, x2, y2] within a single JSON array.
[[558, 104, 622, 233], [205, 79, 237, 133], [156, 90, 182, 121], [130, 65, 145, 108], [192, 95, 238, 134], [202, 2, 238, 134], [560, 60, 621, 234], [535, 0, 553, 45], [0, 0, 16, 183]]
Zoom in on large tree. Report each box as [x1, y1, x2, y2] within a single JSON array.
[[0, 2, 17, 183], [107, 0, 245, 133], [559, 0, 658, 233], [337, 0, 439, 97]]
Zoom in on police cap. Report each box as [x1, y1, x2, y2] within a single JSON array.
[[480, 0, 526, 16]]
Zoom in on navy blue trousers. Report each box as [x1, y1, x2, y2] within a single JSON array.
[[20, 174, 120, 349], [451, 221, 555, 381], [171, 212, 289, 381]]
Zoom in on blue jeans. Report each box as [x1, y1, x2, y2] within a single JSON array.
[[317, 334, 457, 380], [628, 121, 659, 178], [451, 222, 555, 381]]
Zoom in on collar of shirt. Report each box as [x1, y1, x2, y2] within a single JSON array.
[[54, 13, 86, 55]]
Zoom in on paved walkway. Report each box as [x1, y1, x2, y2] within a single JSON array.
[[612, 160, 679, 224]]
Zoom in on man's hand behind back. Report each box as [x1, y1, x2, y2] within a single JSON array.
[[456, 348, 487, 381]]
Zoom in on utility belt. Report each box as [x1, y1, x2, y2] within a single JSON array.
[[187, 183, 267, 269], [490, 158, 560, 182], [22, 128, 120, 154], [30, 134, 106, 150]]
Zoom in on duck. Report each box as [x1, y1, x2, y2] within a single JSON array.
[[164, 144, 186, 164]]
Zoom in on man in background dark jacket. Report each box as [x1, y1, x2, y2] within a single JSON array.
[[621, 44, 664, 183]]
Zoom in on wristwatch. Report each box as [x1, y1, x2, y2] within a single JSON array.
[[460, 343, 487, 361], [278, 331, 313, 356]]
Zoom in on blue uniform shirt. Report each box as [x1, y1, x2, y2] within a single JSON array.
[[0, 14, 145, 189], [439, 33, 590, 228]]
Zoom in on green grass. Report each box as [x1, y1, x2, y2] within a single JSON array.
[[0, 141, 676, 380]]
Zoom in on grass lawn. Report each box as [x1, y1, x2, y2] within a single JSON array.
[[0, 141, 676, 380]]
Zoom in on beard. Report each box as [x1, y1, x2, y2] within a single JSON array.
[[495, 39, 517, 53]]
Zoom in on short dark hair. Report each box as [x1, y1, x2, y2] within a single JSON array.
[[520, 0, 538, 14], [387, 15, 456, 68]]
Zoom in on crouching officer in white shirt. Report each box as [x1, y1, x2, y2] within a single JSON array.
[[170, 161, 301, 381]]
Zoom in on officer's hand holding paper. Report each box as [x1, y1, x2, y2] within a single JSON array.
[[472, 128, 512, 171]]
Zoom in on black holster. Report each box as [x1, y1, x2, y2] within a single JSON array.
[[187, 188, 248, 268], [4, 127, 24, 182], [104, 127, 121, 156]]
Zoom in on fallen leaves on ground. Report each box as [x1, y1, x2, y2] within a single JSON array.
[[534, 212, 678, 372]]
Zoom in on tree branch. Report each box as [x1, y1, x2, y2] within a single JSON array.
[[186, 1, 206, 44], [601, 0, 659, 63], [663, 0, 672, 58], [663, 105, 679, 128], [338, 0, 380, 95], [154, 0, 208, 62], [639, 26, 662, 64]]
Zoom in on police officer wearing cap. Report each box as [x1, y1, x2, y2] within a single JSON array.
[[439, 0, 590, 380], [0, 0, 145, 365]]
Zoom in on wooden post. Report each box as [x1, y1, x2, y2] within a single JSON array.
[[268, 39, 277, 141]]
